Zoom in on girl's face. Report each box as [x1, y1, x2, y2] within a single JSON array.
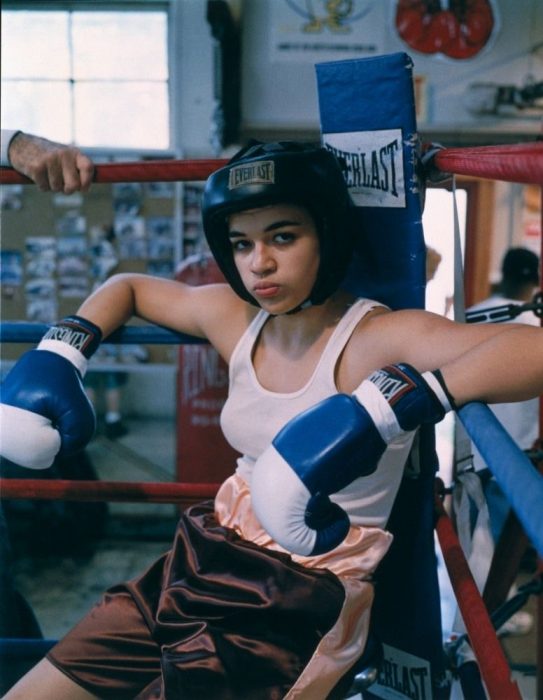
[[228, 203, 320, 313]]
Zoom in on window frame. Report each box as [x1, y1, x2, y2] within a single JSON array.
[[1, 0, 173, 154]]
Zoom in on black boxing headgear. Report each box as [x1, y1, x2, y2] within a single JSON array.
[[501, 247, 540, 286], [201, 141, 356, 307]]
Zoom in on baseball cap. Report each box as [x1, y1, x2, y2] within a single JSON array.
[[502, 247, 540, 284]]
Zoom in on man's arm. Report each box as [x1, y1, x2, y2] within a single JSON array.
[[0, 129, 94, 194], [0, 129, 21, 165]]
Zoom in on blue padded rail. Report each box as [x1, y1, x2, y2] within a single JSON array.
[[459, 402, 543, 556]]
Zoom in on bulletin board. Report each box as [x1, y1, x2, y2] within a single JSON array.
[[0, 173, 207, 364]]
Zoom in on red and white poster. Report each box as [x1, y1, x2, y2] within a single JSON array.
[[394, 0, 499, 60]]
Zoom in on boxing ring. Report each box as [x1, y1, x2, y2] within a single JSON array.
[[1, 140, 542, 699]]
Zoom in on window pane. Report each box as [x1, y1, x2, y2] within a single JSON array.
[[72, 11, 168, 80], [1, 11, 70, 79], [75, 82, 169, 149], [1, 81, 72, 143]]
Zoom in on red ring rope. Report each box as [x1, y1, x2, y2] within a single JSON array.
[[434, 494, 522, 699], [0, 478, 219, 503], [1, 142, 541, 186], [0, 158, 228, 185], [434, 142, 543, 185]]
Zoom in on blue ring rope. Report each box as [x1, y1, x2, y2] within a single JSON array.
[[0, 321, 206, 346], [458, 402, 543, 556], [2, 323, 541, 554]]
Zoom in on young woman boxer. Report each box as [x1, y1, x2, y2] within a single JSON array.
[[2, 142, 542, 700]]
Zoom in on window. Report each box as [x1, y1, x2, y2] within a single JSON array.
[[1, 4, 169, 150], [423, 187, 467, 318]]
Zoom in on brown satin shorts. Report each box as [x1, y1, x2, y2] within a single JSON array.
[[47, 501, 345, 699]]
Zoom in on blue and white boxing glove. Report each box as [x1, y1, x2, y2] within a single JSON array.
[[251, 363, 455, 556], [0, 315, 102, 469]]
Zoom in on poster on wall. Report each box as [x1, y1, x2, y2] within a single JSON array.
[[270, 1, 386, 63]]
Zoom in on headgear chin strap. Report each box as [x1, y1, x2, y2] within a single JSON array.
[[201, 141, 356, 310]]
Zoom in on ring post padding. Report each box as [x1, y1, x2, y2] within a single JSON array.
[[316, 52, 446, 698], [458, 402, 543, 556], [316, 52, 426, 312]]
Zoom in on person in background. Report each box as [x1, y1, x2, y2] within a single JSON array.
[[84, 359, 130, 440], [85, 226, 131, 440], [467, 246, 540, 635], [425, 244, 442, 282], [468, 246, 540, 524], [0, 130, 95, 692], [0, 130, 94, 194]]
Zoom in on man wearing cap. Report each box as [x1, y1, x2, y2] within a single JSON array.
[[469, 246, 540, 472], [467, 246, 540, 635]]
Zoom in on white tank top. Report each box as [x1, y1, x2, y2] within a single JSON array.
[[220, 298, 415, 529]]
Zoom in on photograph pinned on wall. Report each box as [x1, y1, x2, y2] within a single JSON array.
[[89, 223, 114, 247], [26, 255, 56, 279], [26, 297, 58, 324], [55, 210, 87, 236], [0, 250, 23, 298], [25, 279, 57, 322], [57, 234, 87, 257], [58, 254, 88, 276], [58, 275, 90, 299], [113, 182, 143, 215], [25, 236, 57, 279], [89, 224, 119, 281], [25, 276, 56, 301], [0, 184, 23, 211], [57, 234, 89, 281], [24, 237, 57, 323], [147, 216, 175, 259], [53, 192, 84, 207], [25, 236, 57, 260], [115, 214, 147, 259]]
